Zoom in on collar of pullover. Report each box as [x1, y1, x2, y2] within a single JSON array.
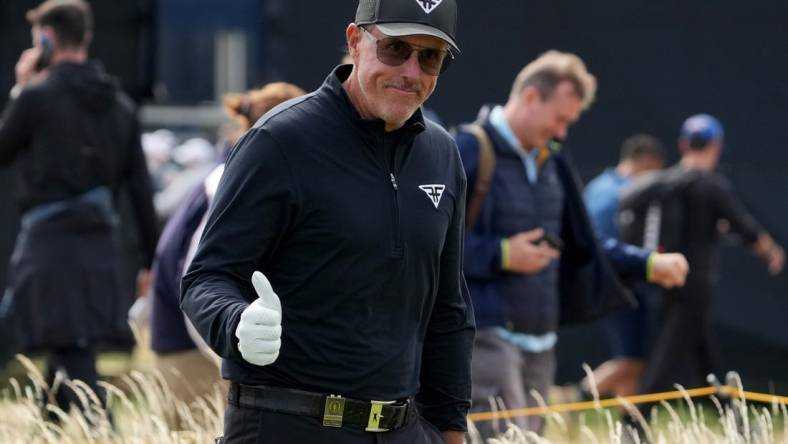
[[322, 64, 426, 148]]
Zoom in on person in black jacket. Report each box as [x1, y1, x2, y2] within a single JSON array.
[[180, 1, 474, 443], [619, 114, 784, 437], [0, 0, 157, 418]]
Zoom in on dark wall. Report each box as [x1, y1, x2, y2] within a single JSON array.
[[265, 0, 788, 388], [0, 0, 35, 293], [157, 0, 267, 103], [0, 0, 156, 107]]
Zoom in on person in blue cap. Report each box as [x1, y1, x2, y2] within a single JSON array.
[[618, 113, 784, 440]]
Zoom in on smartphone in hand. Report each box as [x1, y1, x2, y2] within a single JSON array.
[[35, 34, 53, 71], [532, 232, 564, 251]]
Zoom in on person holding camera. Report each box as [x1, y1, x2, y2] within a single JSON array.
[[0, 0, 157, 417]]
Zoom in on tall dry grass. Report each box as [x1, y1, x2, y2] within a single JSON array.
[[467, 371, 787, 444], [468, 398, 786, 444], [1, 355, 785, 443], [0, 355, 223, 444]]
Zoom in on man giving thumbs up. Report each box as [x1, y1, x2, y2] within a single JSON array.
[[180, 1, 474, 443]]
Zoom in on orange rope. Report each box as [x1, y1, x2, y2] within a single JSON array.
[[468, 385, 788, 422]]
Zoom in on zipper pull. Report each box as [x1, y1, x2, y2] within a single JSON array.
[[390, 173, 398, 190]]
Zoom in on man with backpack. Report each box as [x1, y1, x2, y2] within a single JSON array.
[[618, 114, 784, 408], [454, 51, 688, 437]]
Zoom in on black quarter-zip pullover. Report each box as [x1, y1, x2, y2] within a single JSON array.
[[181, 65, 475, 431]]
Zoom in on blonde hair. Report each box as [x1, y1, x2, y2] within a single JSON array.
[[223, 82, 306, 131], [508, 50, 597, 110]]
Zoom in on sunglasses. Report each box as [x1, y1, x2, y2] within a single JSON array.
[[360, 27, 453, 76]]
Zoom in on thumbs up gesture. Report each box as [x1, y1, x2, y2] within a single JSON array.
[[235, 271, 282, 366]]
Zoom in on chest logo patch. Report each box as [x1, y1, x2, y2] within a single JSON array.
[[418, 184, 446, 209], [416, 0, 443, 14]]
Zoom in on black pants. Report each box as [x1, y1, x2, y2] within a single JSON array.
[[218, 402, 446, 444], [638, 286, 716, 416], [45, 346, 105, 414]]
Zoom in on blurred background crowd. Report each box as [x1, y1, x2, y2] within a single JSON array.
[[0, 0, 786, 402]]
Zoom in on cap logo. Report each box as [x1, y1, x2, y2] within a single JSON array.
[[416, 0, 443, 14]]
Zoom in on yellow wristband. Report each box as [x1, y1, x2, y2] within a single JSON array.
[[501, 239, 511, 270], [646, 252, 656, 282]]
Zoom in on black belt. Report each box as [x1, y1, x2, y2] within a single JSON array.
[[228, 382, 415, 432]]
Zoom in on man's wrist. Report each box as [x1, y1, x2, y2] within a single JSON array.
[[501, 238, 511, 270], [754, 233, 774, 256], [767, 244, 783, 263], [646, 252, 656, 282]]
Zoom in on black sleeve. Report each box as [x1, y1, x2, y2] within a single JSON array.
[[0, 91, 33, 165], [418, 149, 476, 432], [708, 174, 763, 244], [123, 113, 159, 267], [180, 129, 299, 361]]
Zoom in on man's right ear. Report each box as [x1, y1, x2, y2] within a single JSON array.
[[345, 24, 360, 58], [520, 85, 541, 107]]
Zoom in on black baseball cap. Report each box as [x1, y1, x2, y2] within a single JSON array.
[[355, 0, 460, 53]]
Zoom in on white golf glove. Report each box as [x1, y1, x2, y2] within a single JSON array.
[[235, 271, 282, 366]]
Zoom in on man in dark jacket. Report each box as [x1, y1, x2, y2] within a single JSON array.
[[180, 0, 474, 443], [0, 0, 157, 416], [454, 51, 688, 437]]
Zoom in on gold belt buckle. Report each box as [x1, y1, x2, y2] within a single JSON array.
[[323, 395, 345, 428], [366, 399, 396, 432]]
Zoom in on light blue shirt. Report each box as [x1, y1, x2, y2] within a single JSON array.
[[489, 105, 540, 184], [584, 168, 629, 240], [493, 327, 558, 353]]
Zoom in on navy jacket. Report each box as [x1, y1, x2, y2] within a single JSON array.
[[150, 183, 209, 353], [181, 65, 475, 431], [456, 113, 644, 330]]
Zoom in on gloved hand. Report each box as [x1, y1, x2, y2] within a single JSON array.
[[235, 271, 282, 366]]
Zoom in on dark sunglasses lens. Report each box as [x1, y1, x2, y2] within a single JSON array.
[[418, 49, 449, 75], [376, 37, 450, 76], [377, 38, 412, 66]]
